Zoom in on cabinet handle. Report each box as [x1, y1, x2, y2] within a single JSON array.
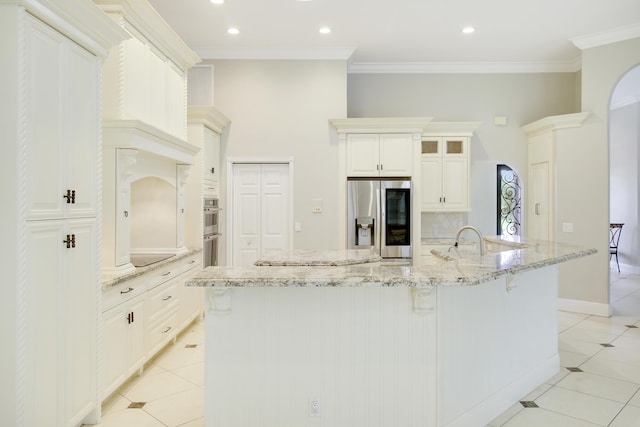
[[443, 197, 446, 203], [211, 167, 215, 174], [162, 295, 172, 301], [162, 271, 171, 277], [162, 326, 172, 334], [63, 234, 76, 248], [380, 164, 383, 170], [124, 210, 128, 218], [126, 312, 132, 324], [63, 189, 75, 204], [120, 287, 134, 294], [131, 311, 134, 323]]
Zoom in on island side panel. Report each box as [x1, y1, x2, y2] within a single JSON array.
[[204, 286, 438, 427], [437, 265, 559, 427]]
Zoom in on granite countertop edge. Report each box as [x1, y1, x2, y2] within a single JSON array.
[[187, 243, 597, 289], [102, 249, 202, 289]]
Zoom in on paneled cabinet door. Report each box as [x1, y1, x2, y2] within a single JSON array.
[[24, 218, 98, 426], [378, 133, 413, 176], [202, 127, 221, 195], [441, 158, 468, 210], [103, 297, 146, 398], [346, 133, 413, 177], [346, 134, 380, 176], [420, 137, 470, 211], [25, 15, 98, 221]]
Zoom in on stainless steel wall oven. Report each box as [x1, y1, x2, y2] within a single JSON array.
[[203, 197, 221, 267]]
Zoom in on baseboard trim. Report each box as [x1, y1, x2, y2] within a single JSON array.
[[558, 298, 611, 317]]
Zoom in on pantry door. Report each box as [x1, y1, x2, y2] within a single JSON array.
[[232, 163, 291, 267]]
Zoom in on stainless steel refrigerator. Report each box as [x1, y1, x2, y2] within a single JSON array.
[[347, 178, 412, 259]]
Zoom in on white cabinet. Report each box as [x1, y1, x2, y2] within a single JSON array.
[[103, 287, 146, 398], [1, 2, 125, 425], [97, 0, 199, 140], [421, 137, 470, 211], [346, 133, 413, 177], [102, 253, 202, 401], [202, 127, 221, 195], [186, 106, 230, 250], [25, 20, 99, 221], [522, 113, 590, 241]]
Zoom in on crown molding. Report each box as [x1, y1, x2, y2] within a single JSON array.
[[521, 112, 590, 136], [95, 0, 200, 70], [194, 47, 356, 61], [18, 0, 128, 58], [571, 23, 640, 50], [348, 59, 582, 74], [188, 105, 231, 134], [423, 122, 483, 136], [329, 117, 434, 133]]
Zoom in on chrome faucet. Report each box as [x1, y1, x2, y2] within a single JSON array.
[[454, 225, 485, 256]]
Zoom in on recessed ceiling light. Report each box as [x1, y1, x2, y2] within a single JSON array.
[[227, 27, 239, 35], [210, 0, 224, 4], [319, 26, 331, 34], [462, 26, 475, 34]]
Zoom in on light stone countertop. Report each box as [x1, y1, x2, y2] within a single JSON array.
[[103, 249, 201, 289], [254, 248, 383, 266], [186, 237, 596, 288]]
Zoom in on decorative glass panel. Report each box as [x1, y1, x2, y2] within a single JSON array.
[[446, 140, 463, 154], [497, 164, 521, 237], [421, 140, 438, 154]]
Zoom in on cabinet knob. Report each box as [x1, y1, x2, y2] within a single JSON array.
[[124, 210, 128, 218], [211, 167, 215, 174]]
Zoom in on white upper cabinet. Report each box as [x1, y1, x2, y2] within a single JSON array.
[[97, 0, 200, 142], [346, 133, 414, 177], [25, 17, 100, 221], [420, 136, 470, 211]]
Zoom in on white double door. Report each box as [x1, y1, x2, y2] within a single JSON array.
[[232, 163, 291, 267]]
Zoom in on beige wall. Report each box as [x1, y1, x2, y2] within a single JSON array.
[[206, 60, 348, 251], [556, 37, 640, 309], [347, 73, 579, 237]]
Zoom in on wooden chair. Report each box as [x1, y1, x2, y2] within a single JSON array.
[[610, 223, 624, 272]]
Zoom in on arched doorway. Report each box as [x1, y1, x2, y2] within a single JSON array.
[[609, 64, 640, 276]]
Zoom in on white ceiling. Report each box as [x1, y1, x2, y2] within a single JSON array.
[[147, 0, 640, 73]]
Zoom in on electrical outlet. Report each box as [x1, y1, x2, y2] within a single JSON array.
[[310, 399, 321, 417], [562, 222, 574, 233]]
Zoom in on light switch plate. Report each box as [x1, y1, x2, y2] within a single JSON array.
[[562, 222, 573, 233]]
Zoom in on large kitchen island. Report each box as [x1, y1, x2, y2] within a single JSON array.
[[187, 237, 596, 427]]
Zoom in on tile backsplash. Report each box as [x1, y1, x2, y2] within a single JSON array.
[[421, 212, 467, 238]]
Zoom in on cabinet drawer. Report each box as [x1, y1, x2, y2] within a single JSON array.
[[146, 309, 179, 355], [103, 275, 147, 312], [147, 281, 180, 324], [147, 265, 177, 290], [180, 255, 201, 274], [204, 180, 218, 197]]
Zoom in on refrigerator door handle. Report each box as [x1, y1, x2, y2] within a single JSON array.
[[375, 183, 385, 251]]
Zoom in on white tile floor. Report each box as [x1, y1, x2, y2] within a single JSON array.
[[91, 271, 640, 427]]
